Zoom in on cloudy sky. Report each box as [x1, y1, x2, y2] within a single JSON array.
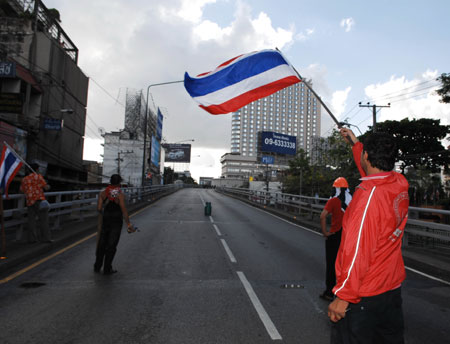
[[43, 0, 450, 181]]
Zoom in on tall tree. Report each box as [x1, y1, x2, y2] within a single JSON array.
[[436, 73, 450, 103], [284, 149, 311, 195], [367, 118, 450, 173]]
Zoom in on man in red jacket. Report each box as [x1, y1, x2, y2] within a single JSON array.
[[328, 128, 409, 343]]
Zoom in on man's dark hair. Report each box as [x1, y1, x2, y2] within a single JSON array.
[[29, 163, 40, 173], [110, 174, 122, 185], [363, 132, 398, 172], [337, 187, 349, 211]]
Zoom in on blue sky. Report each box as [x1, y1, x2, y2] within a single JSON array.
[[43, 0, 450, 180]]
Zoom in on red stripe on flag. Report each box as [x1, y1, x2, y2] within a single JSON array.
[[196, 54, 245, 77], [200, 76, 301, 115]]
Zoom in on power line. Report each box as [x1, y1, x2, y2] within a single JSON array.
[[89, 77, 126, 108]]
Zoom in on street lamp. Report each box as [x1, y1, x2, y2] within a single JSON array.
[[141, 80, 183, 186], [174, 139, 195, 144]]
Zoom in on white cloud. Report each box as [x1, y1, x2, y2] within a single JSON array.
[[83, 137, 104, 161], [191, 5, 294, 50], [340, 17, 355, 32], [177, 0, 217, 23], [188, 147, 228, 180], [296, 28, 315, 42], [332, 87, 352, 118], [363, 70, 448, 126]]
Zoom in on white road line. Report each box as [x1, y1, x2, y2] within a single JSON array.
[[220, 239, 237, 263], [213, 224, 222, 236], [240, 201, 321, 236], [405, 266, 450, 286], [199, 194, 206, 206], [209, 216, 214, 223], [237, 198, 450, 286], [237, 271, 282, 341]]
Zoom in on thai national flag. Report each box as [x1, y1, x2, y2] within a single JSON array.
[[0, 145, 23, 197], [184, 49, 301, 114]]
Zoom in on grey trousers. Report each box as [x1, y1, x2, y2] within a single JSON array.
[[27, 201, 50, 242]]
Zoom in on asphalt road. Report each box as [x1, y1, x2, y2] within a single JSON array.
[[0, 188, 449, 343]]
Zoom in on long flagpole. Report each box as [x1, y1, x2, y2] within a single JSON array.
[[0, 195, 5, 259], [3, 141, 35, 173], [275, 48, 354, 145], [275, 48, 342, 128]]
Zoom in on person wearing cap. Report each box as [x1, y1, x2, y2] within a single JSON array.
[[319, 177, 352, 301], [94, 174, 135, 275], [328, 128, 409, 343]]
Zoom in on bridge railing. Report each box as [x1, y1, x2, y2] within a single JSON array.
[[2, 184, 181, 241], [216, 186, 450, 250]]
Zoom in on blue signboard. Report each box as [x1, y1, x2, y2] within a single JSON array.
[[261, 156, 274, 164], [156, 108, 163, 141], [43, 118, 63, 130], [260, 131, 296, 155], [0, 62, 16, 78], [151, 135, 160, 168]]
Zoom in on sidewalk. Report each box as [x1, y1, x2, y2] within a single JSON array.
[[0, 215, 98, 278], [0, 193, 159, 278]]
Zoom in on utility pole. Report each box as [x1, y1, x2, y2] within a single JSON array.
[[358, 102, 390, 132], [116, 150, 133, 175]]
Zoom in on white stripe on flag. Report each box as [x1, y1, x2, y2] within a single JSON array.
[[5, 159, 21, 182], [192, 64, 298, 106]]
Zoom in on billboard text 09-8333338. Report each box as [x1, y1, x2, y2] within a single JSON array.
[[260, 131, 296, 155], [163, 144, 191, 163]]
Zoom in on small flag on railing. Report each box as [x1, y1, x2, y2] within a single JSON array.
[[184, 49, 301, 114], [0, 144, 23, 197]]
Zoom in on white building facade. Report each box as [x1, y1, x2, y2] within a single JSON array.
[[223, 81, 321, 179], [102, 131, 144, 186]]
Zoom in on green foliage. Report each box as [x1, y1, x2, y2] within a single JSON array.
[[405, 166, 445, 206], [163, 167, 175, 184], [437, 73, 450, 104], [47, 9, 61, 23], [284, 136, 361, 197], [366, 118, 450, 173], [283, 119, 449, 201]]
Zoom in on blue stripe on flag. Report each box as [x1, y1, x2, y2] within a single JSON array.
[[184, 50, 289, 97], [1, 152, 15, 189]]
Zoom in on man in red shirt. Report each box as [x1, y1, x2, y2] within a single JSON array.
[[320, 177, 352, 301], [328, 128, 409, 343], [20, 163, 51, 243]]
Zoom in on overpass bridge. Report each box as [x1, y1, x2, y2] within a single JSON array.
[[0, 188, 449, 343]]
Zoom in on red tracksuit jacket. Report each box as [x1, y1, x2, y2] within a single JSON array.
[[333, 142, 410, 303]]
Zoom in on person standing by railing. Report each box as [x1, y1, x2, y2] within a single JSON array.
[[328, 128, 409, 344], [94, 174, 135, 275], [319, 177, 352, 301], [20, 163, 52, 243]]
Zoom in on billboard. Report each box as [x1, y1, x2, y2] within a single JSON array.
[[261, 156, 275, 164], [163, 144, 191, 163], [150, 136, 160, 168], [156, 108, 163, 141], [260, 131, 296, 155]]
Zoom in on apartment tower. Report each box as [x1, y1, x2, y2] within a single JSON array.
[[221, 81, 321, 179]]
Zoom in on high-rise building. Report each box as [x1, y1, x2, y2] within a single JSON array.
[[222, 81, 321, 179]]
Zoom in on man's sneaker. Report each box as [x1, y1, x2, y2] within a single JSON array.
[[104, 269, 118, 275]]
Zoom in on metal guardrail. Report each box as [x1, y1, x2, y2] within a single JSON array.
[[217, 187, 450, 250], [2, 184, 181, 241]]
